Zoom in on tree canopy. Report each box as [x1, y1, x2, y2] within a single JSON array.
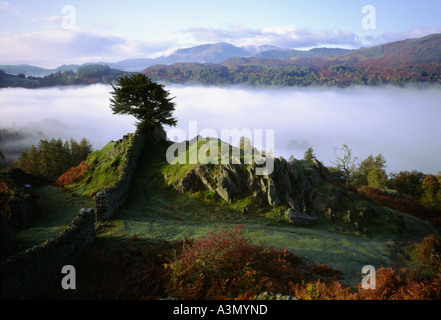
[[15, 138, 92, 180], [330, 144, 357, 190], [109, 73, 177, 131], [303, 147, 316, 165], [353, 154, 388, 188]]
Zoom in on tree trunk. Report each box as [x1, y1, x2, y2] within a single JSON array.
[[345, 169, 350, 190]]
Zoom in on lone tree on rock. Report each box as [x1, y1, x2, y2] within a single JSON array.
[[331, 144, 357, 190], [110, 73, 177, 132], [303, 147, 316, 165]]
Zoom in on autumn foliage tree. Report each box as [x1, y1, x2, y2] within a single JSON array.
[[386, 170, 425, 199], [420, 173, 441, 209]]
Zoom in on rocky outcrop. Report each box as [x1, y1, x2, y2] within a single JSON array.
[[166, 150, 341, 222], [285, 208, 316, 226], [164, 139, 406, 233]]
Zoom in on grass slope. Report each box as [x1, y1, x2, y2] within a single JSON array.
[[5, 138, 437, 289], [3, 185, 95, 259], [96, 140, 437, 286]]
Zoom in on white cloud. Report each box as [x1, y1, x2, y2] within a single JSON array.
[[0, 27, 146, 68], [367, 27, 441, 46], [0, 0, 25, 16], [184, 24, 441, 50], [184, 25, 363, 49]]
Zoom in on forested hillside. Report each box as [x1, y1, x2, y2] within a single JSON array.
[[142, 34, 441, 87], [0, 64, 128, 88]]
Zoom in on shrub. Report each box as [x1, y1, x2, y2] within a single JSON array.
[[164, 225, 265, 299], [53, 161, 90, 187], [356, 266, 441, 300], [289, 280, 357, 300], [408, 234, 441, 280], [163, 226, 341, 299], [41, 233, 440, 300], [357, 185, 441, 233]]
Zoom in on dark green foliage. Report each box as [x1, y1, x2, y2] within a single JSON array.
[[142, 62, 441, 87], [0, 64, 128, 88], [14, 138, 93, 180], [110, 73, 177, 130], [303, 147, 316, 165], [0, 149, 5, 168], [353, 154, 388, 188], [386, 170, 425, 199], [420, 173, 441, 210], [76, 64, 111, 79]]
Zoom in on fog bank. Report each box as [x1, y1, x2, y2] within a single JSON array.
[[0, 84, 136, 151], [167, 85, 441, 175], [1, 84, 440, 174]]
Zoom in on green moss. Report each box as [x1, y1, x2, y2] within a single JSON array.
[[161, 137, 264, 186], [65, 135, 135, 196], [161, 163, 194, 184]]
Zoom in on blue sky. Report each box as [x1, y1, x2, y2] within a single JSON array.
[[1, 0, 441, 68]]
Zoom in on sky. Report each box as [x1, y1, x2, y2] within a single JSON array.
[[1, 0, 441, 68]]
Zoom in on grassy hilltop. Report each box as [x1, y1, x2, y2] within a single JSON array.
[[3, 131, 440, 299]]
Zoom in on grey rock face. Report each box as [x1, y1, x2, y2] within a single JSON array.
[[285, 208, 317, 226]]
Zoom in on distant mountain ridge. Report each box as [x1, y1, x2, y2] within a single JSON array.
[[0, 43, 356, 76], [0, 64, 82, 77], [1, 34, 440, 87], [141, 34, 441, 87]]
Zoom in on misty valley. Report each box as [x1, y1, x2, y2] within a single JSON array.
[[1, 81, 441, 301], [3, 0, 441, 311], [1, 84, 441, 175]]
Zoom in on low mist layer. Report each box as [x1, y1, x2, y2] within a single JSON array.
[[1, 84, 440, 174], [168, 85, 441, 175], [0, 84, 136, 152]]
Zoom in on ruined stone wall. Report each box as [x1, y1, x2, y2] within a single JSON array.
[[1, 208, 96, 299], [0, 169, 51, 245], [94, 126, 165, 220], [94, 129, 146, 220]]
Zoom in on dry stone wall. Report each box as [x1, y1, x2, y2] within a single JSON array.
[[1, 208, 96, 299], [1, 126, 165, 298], [0, 168, 51, 244], [95, 125, 165, 220], [94, 129, 146, 220]]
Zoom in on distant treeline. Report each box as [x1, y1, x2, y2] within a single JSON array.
[[143, 63, 441, 87], [0, 64, 128, 88], [2, 62, 441, 89], [302, 148, 441, 211]]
